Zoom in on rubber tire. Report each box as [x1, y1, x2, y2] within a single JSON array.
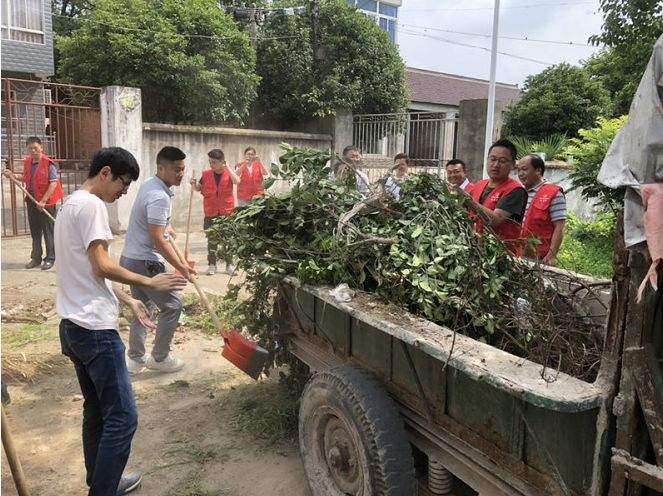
[[299, 364, 415, 496]]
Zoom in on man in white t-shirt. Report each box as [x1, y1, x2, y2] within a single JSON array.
[[55, 147, 187, 496], [332, 146, 371, 197]]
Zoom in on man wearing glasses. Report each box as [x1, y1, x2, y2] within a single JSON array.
[[462, 139, 527, 254]]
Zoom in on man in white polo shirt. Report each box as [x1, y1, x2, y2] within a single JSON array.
[[55, 147, 187, 496]]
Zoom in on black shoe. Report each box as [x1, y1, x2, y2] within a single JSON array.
[[41, 261, 54, 271], [116, 472, 142, 496], [25, 259, 41, 269]]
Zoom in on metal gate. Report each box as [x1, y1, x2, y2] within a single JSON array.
[[1, 78, 101, 237], [352, 112, 458, 180]]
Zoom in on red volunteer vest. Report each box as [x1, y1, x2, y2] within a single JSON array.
[[201, 169, 234, 217], [236, 161, 265, 202], [521, 182, 563, 259], [470, 178, 525, 254], [22, 154, 63, 207], [462, 181, 474, 193]]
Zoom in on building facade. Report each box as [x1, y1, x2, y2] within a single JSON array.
[[1, 0, 55, 78]]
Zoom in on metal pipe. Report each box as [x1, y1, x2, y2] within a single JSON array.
[[483, 0, 501, 179]]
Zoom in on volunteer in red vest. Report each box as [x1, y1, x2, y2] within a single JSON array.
[[2, 136, 63, 270], [445, 159, 473, 192], [236, 146, 268, 207], [463, 139, 527, 254], [518, 154, 566, 265], [192, 148, 240, 276]]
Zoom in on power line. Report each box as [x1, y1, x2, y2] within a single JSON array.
[[398, 28, 556, 66], [398, 22, 595, 47], [51, 13, 302, 42]]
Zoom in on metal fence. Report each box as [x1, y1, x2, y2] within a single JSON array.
[[353, 112, 458, 176], [1, 78, 101, 237]]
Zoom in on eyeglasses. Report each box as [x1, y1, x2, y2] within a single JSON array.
[[117, 175, 133, 189], [487, 156, 513, 166]]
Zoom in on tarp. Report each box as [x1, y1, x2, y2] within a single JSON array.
[[598, 35, 663, 300]]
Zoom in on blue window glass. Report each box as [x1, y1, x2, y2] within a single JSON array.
[[347, 0, 356, 6], [357, 0, 377, 12], [379, 17, 396, 42], [379, 17, 388, 30], [379, 3, 398, 17]]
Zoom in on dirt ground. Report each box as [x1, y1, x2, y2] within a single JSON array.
[[1, 232, 311, 496]]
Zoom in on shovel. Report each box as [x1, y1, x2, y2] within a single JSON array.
[[168, 236, 269, 379]]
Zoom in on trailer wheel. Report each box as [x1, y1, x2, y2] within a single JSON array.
[[299, 364, 415, 496]]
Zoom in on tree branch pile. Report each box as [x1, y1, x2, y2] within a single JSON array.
[[209, 145, 605, 382]]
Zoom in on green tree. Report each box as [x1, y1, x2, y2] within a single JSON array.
[[56, 0, 259, 124], [503, 63, 611, 141], [566, 115, 628, 211], [585, 0, 662, 115], [256, 0, 408, 122]]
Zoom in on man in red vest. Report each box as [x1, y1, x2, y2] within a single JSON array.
[[445, 159, 473, 192], [192, 149, 240, 275], [518, 154, 567, 265], [236, 146, 268, 207], [462, 139, 527, 254], [2, 136, 63, 270]]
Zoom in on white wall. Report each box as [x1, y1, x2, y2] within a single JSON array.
[[141, 123, 332, 229]]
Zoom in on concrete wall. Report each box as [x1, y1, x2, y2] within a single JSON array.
[[141, 123, 332, 229], [1, 0, 55, 77], [456, 99, 507, 182]]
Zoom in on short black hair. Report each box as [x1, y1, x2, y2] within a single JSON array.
[[394, 153, 409, 163], [89, 147, 140, 180], [525, 154, 546, 175], [342, 145, 359, 157], [156, 146, 186, 166], [243, 146, 256, 155], [208, 149, 225, 162], [488, 139, 517, 162], [26, 136, 42, 146], [446, 159, 466, 171]]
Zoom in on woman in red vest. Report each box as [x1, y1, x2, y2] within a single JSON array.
[[236, 146, 268, 207], [191, 148, 240, 276], [517, 154, 566, 265], [2, 136, 63, 270], [462, 139, 527, 255]]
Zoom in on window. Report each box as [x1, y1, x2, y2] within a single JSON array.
[[349, 0, 398, 43], [1, 0, 45, 44]]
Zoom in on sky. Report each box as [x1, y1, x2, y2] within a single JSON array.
[[396, 0, 605, 86]]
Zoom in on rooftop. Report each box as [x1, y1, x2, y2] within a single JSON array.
[[407, 67, 521, 107]]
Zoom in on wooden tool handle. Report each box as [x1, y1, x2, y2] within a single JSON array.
[[167, 236, 223, 330], [184, 170, 195, 256], [2, 407, 30, 496], [5, 174, 56, 223]]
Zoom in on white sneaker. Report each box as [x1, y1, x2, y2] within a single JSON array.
[[207, 265, 217, 276], [225, 263, 236, 276], [145, 355, 184, 373], [126, 356, 146, 376]]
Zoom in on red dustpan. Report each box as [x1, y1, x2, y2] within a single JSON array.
[[168, 237, 269, 379]]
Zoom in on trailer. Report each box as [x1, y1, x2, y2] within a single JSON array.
[[272, 243, 663, 495]]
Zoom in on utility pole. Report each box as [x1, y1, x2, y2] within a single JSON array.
[[483, 0, 500, 178], [310, 0, 321, 61], [248, 3, 258, 49]]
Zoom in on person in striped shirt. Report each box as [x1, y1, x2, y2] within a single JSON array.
[[517, 154, 567, 265]]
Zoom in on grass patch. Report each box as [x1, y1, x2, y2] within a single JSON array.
[[181, 293, 240, 336], [557, 212, 615, 279], [2, 323, 58, 350], [225, 377, 299, 447], [164, 441, 217, 464], [166, 470, 232, 496]]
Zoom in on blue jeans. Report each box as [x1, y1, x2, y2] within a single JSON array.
[[59, 319, 138, 496]]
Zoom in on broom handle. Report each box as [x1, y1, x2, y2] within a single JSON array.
[[2, 407, 30, 496], [184, 170, 195, 256], [168, 236, 223, 331], [5, 174, 56, 223]]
